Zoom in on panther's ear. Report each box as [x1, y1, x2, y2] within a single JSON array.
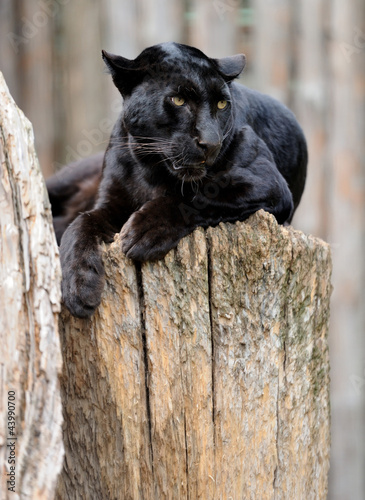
[[215, 54, 246, 81], [102, 50, 144, 96]]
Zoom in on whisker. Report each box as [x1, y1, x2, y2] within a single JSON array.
[[151, 152, 184, 168], [109, 135, 173, 146]]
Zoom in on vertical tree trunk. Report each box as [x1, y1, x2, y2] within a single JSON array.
[[57, 211, 332, 500], [0, 73, 63, 499]]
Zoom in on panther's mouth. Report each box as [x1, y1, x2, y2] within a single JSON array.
[[171, 161, 207, 181]]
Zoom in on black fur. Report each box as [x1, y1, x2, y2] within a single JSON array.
[[47, 42, 307, 318]]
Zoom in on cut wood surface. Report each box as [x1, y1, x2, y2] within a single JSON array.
[[0, 72, 63, 499], [57, 210, 332, 500]]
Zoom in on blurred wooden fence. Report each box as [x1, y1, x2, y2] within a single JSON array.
[[0, 0, 256, 176], [0, 1, 364, 499], [254, 4, 365, 500]]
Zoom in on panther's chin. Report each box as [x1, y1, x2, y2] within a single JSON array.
[[171, 162, 207, 182]]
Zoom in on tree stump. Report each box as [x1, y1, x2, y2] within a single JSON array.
[[0, 73, 63, 499], [57, 211, 332, 500]]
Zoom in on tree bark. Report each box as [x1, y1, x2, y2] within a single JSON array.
[[57, 210, 332, 500], [0, 72, 63, 498]]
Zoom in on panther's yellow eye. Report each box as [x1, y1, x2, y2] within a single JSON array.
[[171, 96, 185, 106], [217, 100, 228, 110]]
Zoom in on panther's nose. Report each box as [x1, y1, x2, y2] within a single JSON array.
[[196, 138, 221, 163]]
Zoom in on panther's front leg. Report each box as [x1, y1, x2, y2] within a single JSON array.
[[60, 210, 119, 318], [120, 197, 192, 262]]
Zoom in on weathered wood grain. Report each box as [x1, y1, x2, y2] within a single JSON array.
[[0, 72, 63, 499], [58, 210, 332, 500], [57, 244, 153, 500]]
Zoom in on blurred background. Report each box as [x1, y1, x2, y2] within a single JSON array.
[[0, 0, 364, 498]]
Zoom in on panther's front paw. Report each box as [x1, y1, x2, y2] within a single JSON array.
[[120, 205, 182, 262], [61, 246, 105, 319]]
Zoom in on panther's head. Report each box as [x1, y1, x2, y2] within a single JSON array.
[[103, 42, 246, 182]]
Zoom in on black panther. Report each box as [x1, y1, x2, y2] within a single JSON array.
[[47, 42, 307, 318]]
